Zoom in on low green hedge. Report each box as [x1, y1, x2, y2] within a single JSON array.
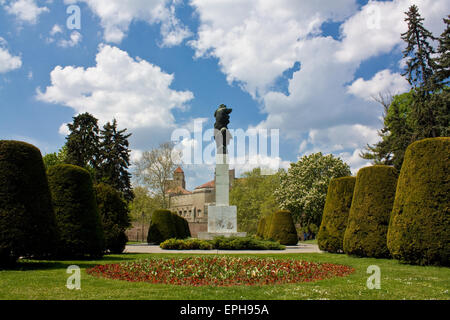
[[160, 236, 286, 250]]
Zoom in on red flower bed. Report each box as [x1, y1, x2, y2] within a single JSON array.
[[87, 257, 354, 287]]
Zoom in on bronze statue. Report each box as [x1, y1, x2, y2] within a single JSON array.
[[214, 104, 232, 154]]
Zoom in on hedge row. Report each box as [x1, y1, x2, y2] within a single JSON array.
[[257, 210, 298, 245], [318, 138, 449, 266], [147, 210, 191, 244], [0, 140, 133, 266], [160, 236, 285, 250]]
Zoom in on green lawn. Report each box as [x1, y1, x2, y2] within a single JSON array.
[[0, 252, 448, 300]]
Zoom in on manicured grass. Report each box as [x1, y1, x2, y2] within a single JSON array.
[[0, 252, 448, 300]]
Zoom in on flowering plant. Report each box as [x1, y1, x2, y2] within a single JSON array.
[[87, 257, 354, 286]]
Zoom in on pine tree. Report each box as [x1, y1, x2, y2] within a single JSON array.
[[98, 119, 133, 201], [401, 5, 436, 89], [434, 15, 450, 87], [66, 113, 101, 170]]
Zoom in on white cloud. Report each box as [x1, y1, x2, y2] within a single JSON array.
[[0, 37, 22, 73], [347, 69, 410, 101], [64, 0, 191, 45], [189, 0, 448, 173], [299, 124, 380, 154], [297, 124, 380, 173], [50, 24, 63, 36], [3, 0, 49, 24], [58, 123, 70, 136], [190, 0, 358, 97], [37, 44, 194, 148], [338, 148, 371, 175], [57, 31, 82, 48], [336, 0, 450, 63]]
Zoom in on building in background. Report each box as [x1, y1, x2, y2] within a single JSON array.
[[166, 166, 235, 237]]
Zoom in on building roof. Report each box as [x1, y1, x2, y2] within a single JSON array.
[[174, 166, 184, 174], [195, 180, 215, 190], [167, 186, 192, 195]]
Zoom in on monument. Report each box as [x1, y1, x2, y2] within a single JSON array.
[[198, 105, 247, 240]]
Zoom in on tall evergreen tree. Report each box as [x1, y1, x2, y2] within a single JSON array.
[[434, 15, 450, 87], [98, 119, 133, 201], [401, 5, 440, 139], [401, 5, 436, 89], [66, 113, 101, 170]]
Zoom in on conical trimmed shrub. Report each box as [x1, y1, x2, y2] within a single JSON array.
[[267, 210, 298, 245], [172, 212, 190, 239], [47, 164, 105, 258], [0, 141, 57, 266], [263, 212, 275, 239], [147, 209, 177, 244], [256, 216, 266, 238], [387, 138, 450, 266], [318, 176, 356, 253], [343, 165, 398, 258]]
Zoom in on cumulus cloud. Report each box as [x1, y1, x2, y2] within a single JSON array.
[[64, 0, 191, 45], [347, 69, 410, 101], [0, 37, 22, 73], [37, 44, 194, 148], [2, 0, 49, 24], [189, 0, 448, 173], [57, 31, 82, 48], [336, 0, 449, 63], [190, 0, 357, 97]]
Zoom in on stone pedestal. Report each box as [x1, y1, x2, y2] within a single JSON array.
[[198, 153, 247, 240]]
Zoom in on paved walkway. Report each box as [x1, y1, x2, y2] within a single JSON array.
[[124, 243, 322, 254]]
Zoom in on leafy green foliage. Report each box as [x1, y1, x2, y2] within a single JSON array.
[[42, 146, 68, 170], [47, 164, 105, 258], [230, 168, 280, 235], [343, 166, 398, 258], [95, 183, 131, 254], [159, 237, 285, 250], [318, 177, 356, 253], [0, 141, 58, 266], [387, 138, 450, 266], [267, 210, 298, 245], [275, 152, 351, 229]]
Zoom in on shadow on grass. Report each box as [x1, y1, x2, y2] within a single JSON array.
[[1, 253, 143, 271]]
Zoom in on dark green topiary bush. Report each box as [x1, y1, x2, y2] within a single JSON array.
[[318, 176, 356, 253], [343, 165, 398, 258], [147, 209, 177, 244], [387, 138, 450, 266], [0, 141, 58, 266], [267, 210, 298, 245], [256, 217, 266, 238], [263, 212, 274, 239], [172, 212, 190, 239], [95, 183, 131, 254], [47, 164, 105, 258]]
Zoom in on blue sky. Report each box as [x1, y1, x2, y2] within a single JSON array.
[[0, 0, 448, 189]]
